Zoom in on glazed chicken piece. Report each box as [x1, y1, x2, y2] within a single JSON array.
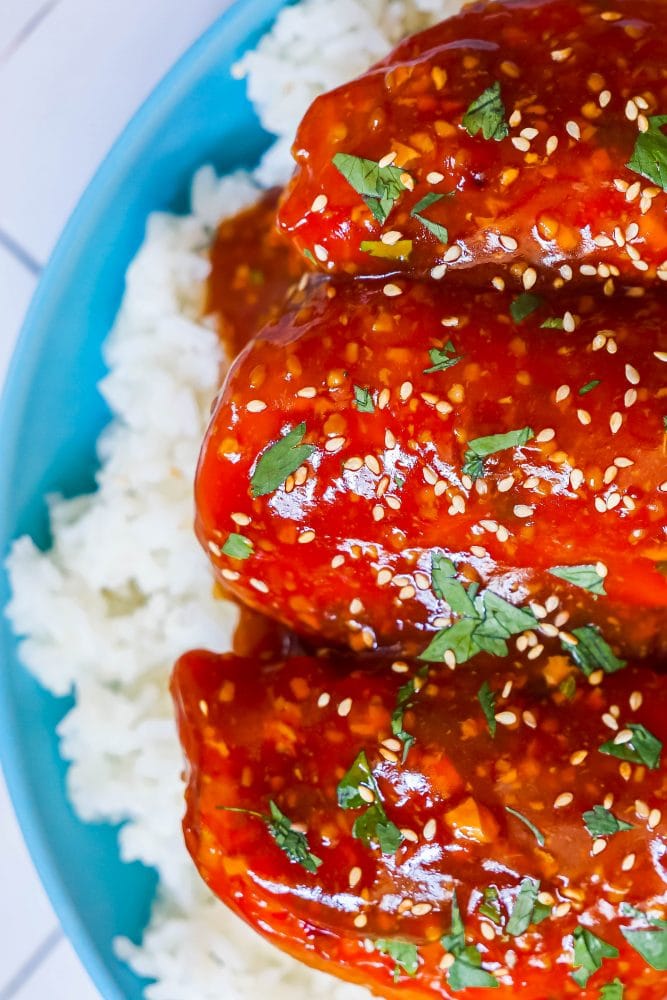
[[172, 646, 667, 999], [195, 278, 667, 662], [278, 0, 667, 291]]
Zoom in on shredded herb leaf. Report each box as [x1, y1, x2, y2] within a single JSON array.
[[599, 723, 662, 770], [424, 339, 462, 373], [303, 248, 316, 266], [462, 81, 509, 142], [353, 385, 375, 413], [411, 191, 449, 243], [479, 887, 503, 926], [391, 667, 427, 761], [477, 681, 497, 738], [579, 379, 601, 396], [583, 805, 634, 838], [510, 293, 543, 323], [506, 878, 550, 936], [540, 316, 564, 329], [620, 903, 667, 970], [332, 152, 410, 224], [549, 564, 607, 596], [337, 751, 403, 853], [216, 802, 322, 874], [442, 891, 499, 990], [221, 533, 253, 560], [250, 422, 315, 498], [505, 807, 545, 847], [462, 427, 534, 481], [627, 114, 667, 190], [572, 927, 619, 987], [360, 238, 413, 261], [599, 980, 624, 1000], [561, 625, 626, 677], [375, 939, 419, 980]]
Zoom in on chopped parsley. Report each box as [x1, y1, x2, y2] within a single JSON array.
[[421, 557, 538, 665], [375, 939, 419, 980], [353, 385, 375, 413], [462, 81, 509, 142], [599, 723, 662, 770], [462, 427, 534, 481], [505, 808, 545, 848], [424, 339, 462, 373], [549, 564, 607, 596], [540, 316, 564, 329], [572, 927, 619, 987], [391, 667, 427, 761], [479, 887, 503, 926], [411, 191, 449, 243], [337, 751, 403, 854], [579, 379, 601, 396], [626, 114, 667, 190], [582, 805, 633, 838], [250, 422, 315, 498], [561, 625, 626, 677], [600, 980, 624, 1000], [216, 802, 322, 874], [221, 533, 253, 560], [620, 903, 667, 970], [332, 152, 410, 224], [510, 293, 543, 323], [442, 891, 499, 990], [302, 248, 316, 266], [506, 878, 550, 936], [360, 238, 413, 261], [477, 681, 497, 738]]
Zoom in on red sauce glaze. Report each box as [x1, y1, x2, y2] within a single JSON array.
[[206, 188, 306, 357], [278, 0, 667, 290], [195, 278, 667, 661], [172, 647, 667, 999]]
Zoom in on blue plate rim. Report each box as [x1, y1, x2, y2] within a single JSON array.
[[0, 1, 279, 995]]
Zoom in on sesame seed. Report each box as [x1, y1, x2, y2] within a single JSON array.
[[546, 135, 559, 156], [444, 244, 462, 263], [551, 47, 572, 61], [440, 954, 455, 971], [427, 171, 445, 184], [378, 152, 397, 168], [624, 389, 637, 408], [298, 530, 316, 544], [622, 853, 636, 872], [536, 428, 555, 443], [314, 244, 329, 262], [379, 747, 399, 763], [495, 710, 517, 726], [231, 512, 251, 526], [523, 710, 537, 729], [498, 475, 515, 493], [566, 120, 581, 140], [521, 127, 539, 141], [381, 230, 402, 245], [412, 902, 433, 917], [480, 922, 496, 941], [311, 194, 328, 213], [444, 650, 457, 670], [372, 505, 384, 522], [620, 761, 632, 781], [391, 660, 409, 673], [626, 181, 641, 202], [509, 109, 522, 127], [349, 598, 364, 615], [247, 399, 267, 413], [648, 808, 662, 829], [554, 902, 572, 918], [577, 409, 591, 426], [349, 866, 362, 888], [325, 436, 346, 453], [554, 793, 573, 809], [337, 697, 353, 718], [353, 913, 367, 928], [629, 691, 643, 711], [296, 386, 317, 398], [636, 799, 649, 819], [604, 793, 615, 809], [514, 505, 534, 518], [343, 457, 363, 471], [359, 785, 375, 804], [364, 454, 382, 476], [383, 283, 402, 297], [400, 381, 413, 401], [570, 750, 588, 766], [602, 712, 619, 731], [625, 99, 639, 122], [431, 264, 447, 280], [653, 351, 667, 363], [382, 737, 403, 753], [556, 384, 571, 402], [221, 568, 239, 582], [499, 234, 519, 251], [592, 838, 607, 855], [250, 578, 269, 594], [599, 89, 612, 107], [317, 692, 330, 708], [522, 267, 537, 290], [614, 729, 634, 745], [610, 412, 623, 434]]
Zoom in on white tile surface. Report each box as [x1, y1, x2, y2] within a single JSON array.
[[0, 1, 233, 996]]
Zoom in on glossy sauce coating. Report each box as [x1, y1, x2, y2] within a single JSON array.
[[206, 188, 305, 357], [172, 647, 667, 998], [278, 0, 667, 290], [196, 278, 667, 660]]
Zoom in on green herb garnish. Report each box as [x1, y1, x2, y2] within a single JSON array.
[[332, 152, 410, 224], [477, 681, 497, 738], [506, 878, 550, 936], [620, 903, 667, 970], [462, 81, 509, 142], [572, 927, 619, 987], [442, 891, 499, 990], [360, 238, 413, 261], [462, 427, 534, 481], [391, 667, 427, 761], [424, 339, 462, 374], [600, 980, 624, 1000], [505, 808, 545, 847], [221, 533, 253, 560], [599, 723, 662, 770], [479, 887, 503, 926], [250, 422, 315, 498], [627, 115, 667, 190], [216, 802, 322, 873], [376, 939, 419, 980], [411, 192, 449, 243], [582, 805, 634, 838], [337, 751, 403, 854], [510, 293, 543, 323], [579, 379, 601, 396], [549, 564, 607, 596], [561, 625, 626, 677], [540, 316, 564, 329], [353, 385, 375, 413]]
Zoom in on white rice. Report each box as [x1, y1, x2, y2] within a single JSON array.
[[5, 0, 465, 996]]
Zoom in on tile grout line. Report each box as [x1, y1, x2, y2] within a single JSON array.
[[0, 228, 43, 278], [0, 926, 63, 1000], [0, 0, 63, 66]]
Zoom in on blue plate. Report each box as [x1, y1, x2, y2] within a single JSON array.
[[0, 1, 291, 996]]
